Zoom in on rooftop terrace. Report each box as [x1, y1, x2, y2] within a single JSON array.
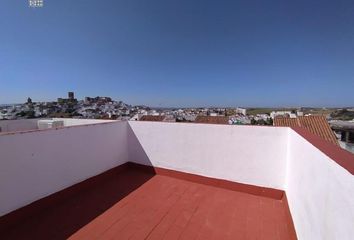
[[0, 120, 353, 239]]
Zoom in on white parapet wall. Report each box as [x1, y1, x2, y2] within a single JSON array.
[[0, 118, 117, 134], [128, 121, 289, 190], [52, 118, 117, 127], [286, 128, 354, 240], [0, 119, 40, 133], [0, 121, 129, 216]]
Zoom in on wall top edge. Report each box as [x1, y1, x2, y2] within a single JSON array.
[[290, 126, 354, 175], [0, 120, 123, 137]]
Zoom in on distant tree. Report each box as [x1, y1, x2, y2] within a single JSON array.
[[26, 110, 35, 119], [258, 119, 266, 125], [16, 111, 26, 117], [268, 118, 273, 125], [330, 108, 354, 120]]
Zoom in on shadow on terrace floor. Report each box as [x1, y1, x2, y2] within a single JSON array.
[[0, 164, 156, 240], [0, 121, 156, 240]]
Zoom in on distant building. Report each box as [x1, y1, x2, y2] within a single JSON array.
[[274, 116, 338, 146], [270, 111, 292, 119], [176, 115, 197, 122], [147, 110, 159, 116], [129, 114, 140, 121], [296, 110, 304, 117], [163, 115, 176, 122], [330, 120, 354, 153], [57, 92, 77, 104], [68, 92, 75, 100], [84, 97, 92, 104], [27, 97, 32, 104], [84, 96, 112, 105], [235, 107, 247, 115]]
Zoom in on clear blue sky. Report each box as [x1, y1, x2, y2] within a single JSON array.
[[1, 0, 354, 107]]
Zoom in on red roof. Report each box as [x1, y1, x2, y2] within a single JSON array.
[[195, 116, 229, 125], [140, 115, 166, 122], [274, 116, 338, 145], [274, 117, 299, 128]]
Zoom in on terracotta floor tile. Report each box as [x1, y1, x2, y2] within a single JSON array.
[[0, 166, 296, 240]]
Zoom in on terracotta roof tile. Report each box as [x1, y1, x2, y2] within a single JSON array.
[[194, 116, 229, 125], [140, 115, 166, 122], [273, 117, 299, 128], [274, 116, 338, 145]]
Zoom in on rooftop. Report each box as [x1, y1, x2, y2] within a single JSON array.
[[140, 115, 166, 122], [0, 120, 353, 239], [194, 116, 229, 124], [330, 120, 354, 131], [72, 165, 295, 240], [274, 115, 339, 145], [0, 163, 296, 240]]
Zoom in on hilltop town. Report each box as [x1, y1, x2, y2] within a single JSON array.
[[1, 92, 354, 126]]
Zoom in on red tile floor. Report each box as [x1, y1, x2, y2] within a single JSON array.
[[70, 176, 296, 240], [0, 165, 297, 240]]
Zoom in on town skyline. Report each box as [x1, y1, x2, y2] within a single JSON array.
[[1, 93, 353, 109]]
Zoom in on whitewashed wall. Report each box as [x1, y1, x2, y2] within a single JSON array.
[[0, 119, 40, 132], [0, 118, 117, 134], [286, 129, 354, 240], [0, 121, 128, 216], [128, 121, 289, 189], [52, 118, 117, 127]]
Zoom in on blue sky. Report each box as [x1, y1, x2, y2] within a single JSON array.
[[1, 0, 354, 107]]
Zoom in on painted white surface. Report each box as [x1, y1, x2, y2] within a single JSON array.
[[0, 121, 128, 216], [0, 119, 40, 132], [52, 118, 117, 127], [286, 129, 354, 240], [128, 121, 288, 189], [0, 118, 117, 134], [37, 119, 64, 130]]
